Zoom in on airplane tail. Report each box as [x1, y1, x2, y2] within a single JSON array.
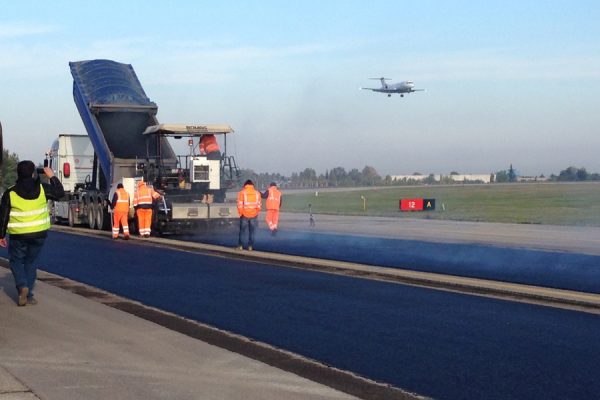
[[370, 77, 390, 89]]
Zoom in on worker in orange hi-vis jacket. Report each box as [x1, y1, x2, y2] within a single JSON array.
[[111, 183, 130, 240], [236, 179, 261, 251], [133, 180, 161, 238], [262, 182, 282, 236], [198, 134, 221, 160]]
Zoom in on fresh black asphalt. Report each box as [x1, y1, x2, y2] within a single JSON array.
[[2, 230, 599, 400], [183, 227, 600, 294]]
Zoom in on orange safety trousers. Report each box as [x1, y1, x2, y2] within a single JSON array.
[[265, 209, 279, 231], [136, 208, 153, 236], [112, 211, 130, 238]]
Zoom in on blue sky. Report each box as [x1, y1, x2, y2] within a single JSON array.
[[1, 0, 600, 176]]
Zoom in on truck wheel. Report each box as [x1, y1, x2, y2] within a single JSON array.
[[87, 203, 96, 229], [94, 203, 101, 230], [96, 203, 110, 230], [129, 217, 138, 235], [48, 200, 58, 224]]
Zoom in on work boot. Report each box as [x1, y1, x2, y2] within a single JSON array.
[[124, 235, 130, 240], [248, 246, 253, 251], [17, 287, 29, 306], [235, 245, 243, 250], [27, 296, 38, 306]]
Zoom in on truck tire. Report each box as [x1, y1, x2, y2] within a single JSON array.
[[47, 200, 58, 225], [87, 203, 96, 229], [94, 203, 101, 230], [129, 216, 138, 235], [96, 203, 110, 230]]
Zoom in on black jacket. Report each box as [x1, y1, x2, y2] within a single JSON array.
[[0, 176, 65, 239]]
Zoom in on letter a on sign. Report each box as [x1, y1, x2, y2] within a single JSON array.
[[423, 198, 436, 211]]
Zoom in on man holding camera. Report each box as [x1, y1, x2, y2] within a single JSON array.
[[0, 161, 64, 306]]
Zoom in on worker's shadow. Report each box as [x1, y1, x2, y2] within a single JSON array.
[[0, 265, 17, 304]]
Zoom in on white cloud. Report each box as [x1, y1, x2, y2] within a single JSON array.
[[0, 22, 59, 39]]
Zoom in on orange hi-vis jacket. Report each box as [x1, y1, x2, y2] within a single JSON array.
[[265, 186, 282, 210], [199, 134, 220, 155], [113, 188, 130, 213], [237, 184, 261, 218], [133, 182, 160, 209]]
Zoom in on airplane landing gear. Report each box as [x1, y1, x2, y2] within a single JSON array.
[[387, 94, 391, 97]]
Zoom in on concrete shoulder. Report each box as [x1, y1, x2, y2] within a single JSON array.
[[0, 268, 359, 400]]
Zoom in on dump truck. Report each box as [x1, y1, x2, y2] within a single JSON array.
[[47, 59, 240, 234]]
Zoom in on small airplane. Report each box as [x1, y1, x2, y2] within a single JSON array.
[[361, 77, 425, 97]]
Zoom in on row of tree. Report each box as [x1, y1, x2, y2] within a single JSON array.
[[243, 164, 600, 189], [0, 149, 18, 193], [550, 166, 600, 181], [240, 166, 386, 189], [2, 145, 599, 192], [494, 165, 600, 183], [494, 164, 518, 183]]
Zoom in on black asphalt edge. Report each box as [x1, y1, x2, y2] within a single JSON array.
[[49, 225, 600, 314], [0, 261, 426, 400]]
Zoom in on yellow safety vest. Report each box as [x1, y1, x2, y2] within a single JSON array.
[[7, 186, 51, 235]]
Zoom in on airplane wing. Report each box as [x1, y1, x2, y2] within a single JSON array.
[[360, 87, 378, 91]]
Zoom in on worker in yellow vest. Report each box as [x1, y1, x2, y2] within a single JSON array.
[[111, 183, 130, 240], [0, 161, 64, 306], [133, 180, 161, 237], [236, 179, 261, 250], [262, 182, 282, 236]]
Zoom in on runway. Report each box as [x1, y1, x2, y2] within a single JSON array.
[[2, 215, 600, 399], [180, 213, 600, 295]]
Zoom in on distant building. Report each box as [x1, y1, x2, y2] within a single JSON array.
[[445, 174, 493, 183], [517, 175, 548, 182], [391, 173, 493, 184]]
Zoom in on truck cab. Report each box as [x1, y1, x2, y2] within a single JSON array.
[[45, 134, 94, 193], [44, 134, 95, 224]]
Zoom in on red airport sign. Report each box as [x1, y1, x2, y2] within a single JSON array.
[[399, 198, 435, 211], [400, 198, 424, 211]]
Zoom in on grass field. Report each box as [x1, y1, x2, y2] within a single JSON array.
[[281, 182, 600, 227]]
